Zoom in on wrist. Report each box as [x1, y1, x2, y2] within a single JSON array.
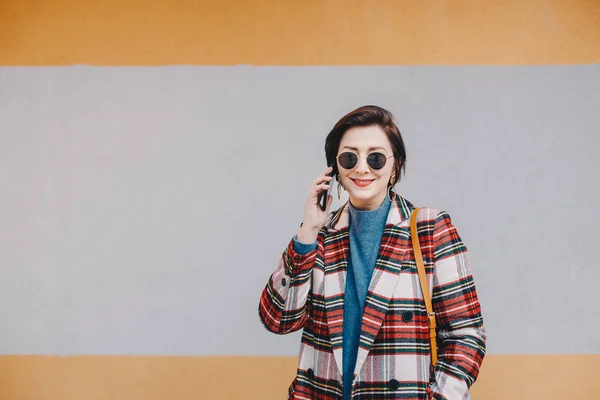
[[297, 225, 319, 244]]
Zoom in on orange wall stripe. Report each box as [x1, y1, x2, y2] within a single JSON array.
[[0, 355, 598, 399], [1, 0, 599, 66]]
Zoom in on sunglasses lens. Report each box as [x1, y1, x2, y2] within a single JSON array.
[[367, 152, 388, 170], [337, 152, 357, 169]]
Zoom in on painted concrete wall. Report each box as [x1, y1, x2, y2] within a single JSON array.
[[1, 65, 600, 356], [1, 1, 599, 399]]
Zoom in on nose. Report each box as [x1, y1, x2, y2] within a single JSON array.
[[355, 155, 370, 174]]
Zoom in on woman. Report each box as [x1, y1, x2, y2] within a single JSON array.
[[259, 105, 486, 399]]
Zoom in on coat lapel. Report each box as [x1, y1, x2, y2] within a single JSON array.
[[322, 203, 350, 377], [352, 194, 414, 377], [323, 194, 415, 379]]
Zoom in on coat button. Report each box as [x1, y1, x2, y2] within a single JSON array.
[[306, 368, 314, 379], [388, 379, 400, 390], [281, 277, 287, 286], [402, 311, 413, 322]]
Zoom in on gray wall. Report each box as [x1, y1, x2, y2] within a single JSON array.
[[0, 65, 598, 356]]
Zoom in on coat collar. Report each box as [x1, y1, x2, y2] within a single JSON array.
[[323, 192, 417, 378], [326, 191, 414, 233]]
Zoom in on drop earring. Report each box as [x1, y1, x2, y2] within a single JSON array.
[[337, 180, 343, 200], [388, 171, 396, 195]]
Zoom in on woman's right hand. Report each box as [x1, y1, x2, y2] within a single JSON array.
[[296, 166, 334, 244]]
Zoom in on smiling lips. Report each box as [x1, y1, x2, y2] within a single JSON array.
[[351, 178, 375, 187]]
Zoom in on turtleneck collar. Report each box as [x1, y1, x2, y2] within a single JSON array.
[[348, 195, 392, 233]]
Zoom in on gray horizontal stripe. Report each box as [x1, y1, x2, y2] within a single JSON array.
[[0, 65, 599, 355]]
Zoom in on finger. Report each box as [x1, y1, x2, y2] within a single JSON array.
[[315, 183, 330, 193], [314, 166, 333, 182], [309, 183, 330, 201], [310, 184, 330, 203], [313, 175, 333, 186], [312, 178, 332, 187]]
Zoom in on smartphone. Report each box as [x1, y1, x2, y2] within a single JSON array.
[[318, 168, 335, 211]]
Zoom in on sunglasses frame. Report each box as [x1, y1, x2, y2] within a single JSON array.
[[336, 151, 394, 171]]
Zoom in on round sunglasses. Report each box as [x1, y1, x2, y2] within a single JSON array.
[[336, 151, 394, 170]]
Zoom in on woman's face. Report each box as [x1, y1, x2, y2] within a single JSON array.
[[336, 125, 395, 211]]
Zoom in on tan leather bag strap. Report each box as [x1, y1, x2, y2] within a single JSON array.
[[410, 208, 438, 367]]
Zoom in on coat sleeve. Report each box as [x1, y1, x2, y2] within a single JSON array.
[[428, 211, 487, 399], [258, 237, 318, 334]]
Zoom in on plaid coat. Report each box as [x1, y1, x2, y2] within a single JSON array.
[[259, 194, 486, 399]]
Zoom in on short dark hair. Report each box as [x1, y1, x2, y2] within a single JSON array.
[[325, 105, 406, 184]]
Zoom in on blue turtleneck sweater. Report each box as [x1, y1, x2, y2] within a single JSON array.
[[293, 197, 391, 399]]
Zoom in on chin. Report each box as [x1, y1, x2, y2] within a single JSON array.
[[349, 188, 384, 202], [343, 179, 388, 203]]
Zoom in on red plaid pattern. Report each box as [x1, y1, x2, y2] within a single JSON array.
[[259, 195, 486, 399]]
